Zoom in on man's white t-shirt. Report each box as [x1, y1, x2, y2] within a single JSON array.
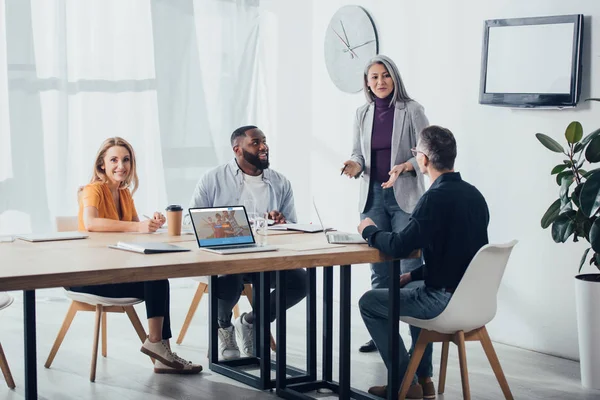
[[239, 172, 270, 215]]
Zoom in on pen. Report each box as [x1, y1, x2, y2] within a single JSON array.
[[340, 165, 348, 176], [143, 214, 152, 220]]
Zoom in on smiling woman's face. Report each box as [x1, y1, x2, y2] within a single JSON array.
[[366, 63, 394, 99], [101, 145, 131, 186]]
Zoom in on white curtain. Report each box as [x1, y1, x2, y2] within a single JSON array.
[[0, 0, 263, 235]]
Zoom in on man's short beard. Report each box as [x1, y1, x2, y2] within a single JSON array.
[[243, 149, 269, 170]]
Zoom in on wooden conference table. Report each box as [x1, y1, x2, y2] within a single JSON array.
[[0, 230, 409, 400]]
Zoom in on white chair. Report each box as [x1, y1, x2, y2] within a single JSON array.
[[45, 216, 150, 382], [176, 276, 277, 352], [399, 240, 518, 400], [0, 293, 15, 389]]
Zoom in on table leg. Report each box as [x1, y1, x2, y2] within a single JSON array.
[[259, 272, 271, 389], [275, 270, 287, 393], [322, 266, 333, 382], [388, 261, 401, 400], [24, 290, 37, 400], [209, 275, 219, 366], [306, 267, 317, 381], [339, 265, 351, 399]]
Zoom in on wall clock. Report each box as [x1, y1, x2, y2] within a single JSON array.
[[324, 6, 379, 93]]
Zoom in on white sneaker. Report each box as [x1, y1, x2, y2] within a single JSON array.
[[234, 313, 254, 356], [140, 338, 201, 373], [218, 326, 240, 359], [154, 354, 203, 374]]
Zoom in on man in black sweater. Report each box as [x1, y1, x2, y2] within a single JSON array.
[[358, 125, 489, 399]]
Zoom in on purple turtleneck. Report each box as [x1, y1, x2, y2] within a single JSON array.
[[371, 94, 394, 183]]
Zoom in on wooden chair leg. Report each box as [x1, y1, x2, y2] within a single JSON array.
[[438, 341, 450, 394], [0, 342, 15, 389], [399, 330, 431, 399], [455, 330, 471, 400], [176, 283, 206, 345], [478, 327, 514, 400], [45, 301, 79, 368], [101, 312, 107, 358], [90, 305, 103, 382], [124, 306, 147, 344], [233, 303, 241, 319], [124, 305, 154, 364]]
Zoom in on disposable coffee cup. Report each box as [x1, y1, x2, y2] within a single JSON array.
[[165, 205, 183, 236]]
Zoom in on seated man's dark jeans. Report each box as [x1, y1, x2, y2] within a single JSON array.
[[359, 281, 451, 385], [216, 269, 308, 328]]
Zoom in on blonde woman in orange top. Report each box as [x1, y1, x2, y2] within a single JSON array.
[[70, 137, 201, 375]]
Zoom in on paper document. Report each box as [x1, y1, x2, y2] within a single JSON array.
[[268, 223, 324, 233], [108, 242, 190, 254], [278, 243, 345, 252]]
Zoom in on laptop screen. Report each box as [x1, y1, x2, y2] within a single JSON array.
[[189, 206, 254, 247]]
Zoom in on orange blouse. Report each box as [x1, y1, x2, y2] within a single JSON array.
[[78, 182, 138, 231]]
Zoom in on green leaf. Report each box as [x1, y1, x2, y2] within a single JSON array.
[[565, 121, 583, 144], [590, 219, 600, 253], [551, 164, 568, 175], [583, 169, 600, 179], [580, 169, 588, 176], [560, 174, 574, 207], [579, 248, 591, 272], [551, 211, 576, 243], [572, 183, 584, 208], [580, 171, 600, 217], [578, 128, 600, 149], [574, 209, 592, 241], [541, 199, 561, 229], [586, 136, 600, 163], [556, 170, 573, 186], [536, 133, 565, 153]]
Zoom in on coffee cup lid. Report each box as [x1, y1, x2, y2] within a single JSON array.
[[166, 204, 183, 212]]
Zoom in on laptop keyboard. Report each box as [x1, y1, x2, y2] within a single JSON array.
[[330, 234, 350, 241], [215, 244, 257, 250]]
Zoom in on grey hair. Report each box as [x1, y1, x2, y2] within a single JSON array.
[[418, 126, 457, 171], [363, 54, 411, 107]]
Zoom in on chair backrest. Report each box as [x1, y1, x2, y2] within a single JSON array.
[[56, 216, 78, 232], [424, 240, 518, 333]]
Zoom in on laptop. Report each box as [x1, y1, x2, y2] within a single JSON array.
[[189, 206, 277, 255], [16, 231, 89, 242], [313, 200, 366, 244]]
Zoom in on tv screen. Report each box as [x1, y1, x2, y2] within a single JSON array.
[[479, 14, 583, 108]]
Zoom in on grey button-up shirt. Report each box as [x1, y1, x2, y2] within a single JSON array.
[[189, 158, 297, 223]]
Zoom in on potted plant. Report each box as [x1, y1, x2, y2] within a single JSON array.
[[536, 117, 600, 389]]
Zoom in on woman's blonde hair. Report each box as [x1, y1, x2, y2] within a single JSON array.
[[89, 137, 139, 195], [363, 54, 412, 107]]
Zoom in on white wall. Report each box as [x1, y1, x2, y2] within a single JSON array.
[[264, 0, 600, 360]]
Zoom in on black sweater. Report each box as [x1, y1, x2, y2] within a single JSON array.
[[361, 172, 489, 290]]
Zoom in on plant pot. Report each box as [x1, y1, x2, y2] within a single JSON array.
[[575, 273, 600, 389]]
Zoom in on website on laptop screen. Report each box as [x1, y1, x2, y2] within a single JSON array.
[[190, 206, 254, 247]]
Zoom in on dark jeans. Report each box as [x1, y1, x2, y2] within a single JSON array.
[[361, 181, 422, 289], [70, 279, 172, 340], [216, 269, 308, 328], [359, 281, 451, 384]]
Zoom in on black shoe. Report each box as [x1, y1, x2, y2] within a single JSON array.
[[359, 339, 377, 353]]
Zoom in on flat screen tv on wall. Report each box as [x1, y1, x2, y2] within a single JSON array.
[[479, 14, 584, 108]]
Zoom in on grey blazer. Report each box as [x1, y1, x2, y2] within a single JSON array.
[[350, 100, 429, 214]]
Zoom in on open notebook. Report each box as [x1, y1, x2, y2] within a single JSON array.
[[108, 242, 190, 254]]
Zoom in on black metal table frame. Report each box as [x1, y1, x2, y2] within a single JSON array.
[[208, 269, 318, 389], [275, 263, 401, 400], [18, 262, 399, 400]]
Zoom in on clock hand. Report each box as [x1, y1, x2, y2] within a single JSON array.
[[332, 28, 359, 59], [340, 20, 351, 48], [343, 39, 375, 52]]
